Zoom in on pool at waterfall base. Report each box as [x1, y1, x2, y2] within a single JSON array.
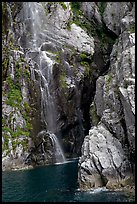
[[2, 159, 134, 202]]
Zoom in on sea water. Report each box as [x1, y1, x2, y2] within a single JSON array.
[[2, 159, 134, 202]]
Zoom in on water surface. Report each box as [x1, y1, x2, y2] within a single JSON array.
[[2, 159, 133, 202]]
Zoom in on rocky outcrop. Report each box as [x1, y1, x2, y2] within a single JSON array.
[[78, 124, 132, 189], [78, 2, 135, 190], [2, 42, 32, 170], [81, 2, 102, 25], [103, 2, 134, 35], [25, 131, 60, 166]]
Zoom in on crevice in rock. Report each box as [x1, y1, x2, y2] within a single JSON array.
[[101, 21, 119, 39], [81, 46, 113, 137], [92, 154, 102, 175], [107, 147, 125, 180], [102, 121, 117, 139], [81, 166, 92, 175], [80, 77, 96, 136], [92, 154, 108, 186], [119, 115, 135, 174], [116, 93, 131, 159], [69, 3, 119, 142]]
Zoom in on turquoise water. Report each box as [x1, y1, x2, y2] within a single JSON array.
[[2, 159, 133, 202]]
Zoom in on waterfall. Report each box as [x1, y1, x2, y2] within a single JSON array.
[[20, 3, 66, 163], [37, 130, 66, 163], [49, 133, 66, 163]]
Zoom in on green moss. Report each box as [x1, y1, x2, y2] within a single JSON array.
[[129, 24, 135, 33], [70, 2, 81, 14], [2, 145, 10, 156], [26, 122, 33, 131], [2, 126, 12, 133], [85, 66, 93, 77], [106, 73, 113, 84], [12, 140, 17, 151], [69, 2, 84, 32], [55, 51, 62, 63], [4, 136, 9, 147], [66, 21, 72, 31], [80, 60, 93, 79], [59, 2, 67, 10], [21, 102, 33, 132], [80, 53, 88, 60], [69, 2, 115, 48], [80, 61, 89, 67], [2, 114, 31, 150], [105, 73, 113, 91], [24, 67, 31, 77], [6, 88, 22, 108], [20, 57, 25, 62], [71, 18, 93, 36], [15, 62, 21, 79], [2, 16, 33, 154], [16, 127, 30, 137], [2, 58, 9, 70], [80, 52, 93, 63], [56, 56, 61, 63], [3, 72, 32, 153], [16, 58, 31, 79], [69, 1, 110, 48], [59, 74, 68, 89], [80, 52, 93, 78], [2, 125, 30, 139], [24, 102, 31, 112], [98, 2, 107, 17], [20, 139, 28, 151], [90, 103, 100, 126]]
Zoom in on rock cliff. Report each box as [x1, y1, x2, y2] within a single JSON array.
[[78, 2, 135, 191], [2, 3, 135, 194]]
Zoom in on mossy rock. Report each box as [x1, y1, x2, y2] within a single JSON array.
[[90, 103, 100, 126], [59, 2, 67, 10], [79, 180, 95, 191], [106, 180, 121, 190], [120, 176, 134, 187]]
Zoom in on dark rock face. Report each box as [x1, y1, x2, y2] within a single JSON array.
[[25, 131, 56, 166]]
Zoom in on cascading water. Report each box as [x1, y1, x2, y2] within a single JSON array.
[[49, 133, 66, 163], [20, 2, 66, 163], [37, 130, 66, 163]]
